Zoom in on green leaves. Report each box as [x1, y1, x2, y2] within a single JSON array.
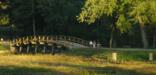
[[128, 1, 148, 24], [77, 0, 117, 24], [77, 0, 132, 32], [128, 0, 156, 25], [0, 1, 9, 9], [0, 15, 9, 25], [148, 1, 156, 24], [116, 14, 131, 33], [0, 1, 9, 25], [77, 0, 156, 32]]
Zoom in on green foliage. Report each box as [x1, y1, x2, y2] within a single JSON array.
[[10, 0, 92, 39], [77, 0, 133, 32], [116, 14, 131, 33], [0, 1, 9, 9], [129, 0, 156, 25], [0, 15, 9, 25], [2, 0, 156, 48], [129, 1, 148, 24], [0, 1, 10, 25], [77, 0, 156, 32], [77, 0, 117, 24], [148, 1, 156, 24]]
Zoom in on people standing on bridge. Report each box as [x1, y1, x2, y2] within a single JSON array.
[[96, 42, 101, 48], [93, 41, 96, 48], [89, 41, 93, 48]]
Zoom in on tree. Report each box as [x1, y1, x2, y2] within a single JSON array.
[[77, 0, 132, 48], [77, 0, 156, 48], [129, 0, 156, 48], [10, 0, 90, 38], [0, 0, 9, 25], [10, 0, 33, 36]]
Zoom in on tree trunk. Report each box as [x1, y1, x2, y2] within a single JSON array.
[[153, 35, 156, 48], [109, 27, 114, 48], [152, 28, 156, 48], [139, 24, 148, 48], [32, 0, 36, 35]]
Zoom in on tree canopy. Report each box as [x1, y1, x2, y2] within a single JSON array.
[[0, 0, 10, 25], [1, 0, 156, 48], [77, 0, 156, 48]]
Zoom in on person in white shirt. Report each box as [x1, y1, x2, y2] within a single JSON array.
[[93, 41, 96, 48], [89, 41, 93, 48]]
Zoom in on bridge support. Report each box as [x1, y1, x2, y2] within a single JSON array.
[[35, 45, 38, 53], [43, 45, 46, 53], [26, 45, 30, 53], [51, 46, 55, 55], [19, 46, 22, 53]]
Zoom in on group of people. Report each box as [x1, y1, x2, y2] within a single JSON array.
[[89, 41, 101, 48]]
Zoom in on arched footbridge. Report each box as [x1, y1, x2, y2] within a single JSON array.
[[10, 35, 90, 54]]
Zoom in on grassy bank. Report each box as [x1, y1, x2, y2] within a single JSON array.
[[0, 42, 10, 51], [64, 48, 156, 62], [0, 54, 156, 75], [0, 48, 156, 75]]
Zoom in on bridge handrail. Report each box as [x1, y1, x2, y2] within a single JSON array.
[[11, 35, 90, 47]]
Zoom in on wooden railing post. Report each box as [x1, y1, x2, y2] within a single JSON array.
[[149, 52, 154, 61], [112, 52, 117, 62]]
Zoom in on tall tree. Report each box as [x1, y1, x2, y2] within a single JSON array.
[[10, 0, 34, 36], [77, 0, 156, 48], [77, 0, 132, 48], [10, 0, 89, 38], [129, 0, 156, 48]]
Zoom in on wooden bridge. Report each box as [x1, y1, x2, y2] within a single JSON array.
[[10, 35, 90, 54]]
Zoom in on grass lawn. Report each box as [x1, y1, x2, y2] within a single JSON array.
[[0, 48, 156, 75], [0, 43, 9, 51]]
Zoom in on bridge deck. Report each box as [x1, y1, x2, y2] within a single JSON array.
[[10, 35, 90, 54]]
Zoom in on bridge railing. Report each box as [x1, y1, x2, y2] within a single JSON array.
[[11, 35, 90, 47], [56, 35, 90, 47]]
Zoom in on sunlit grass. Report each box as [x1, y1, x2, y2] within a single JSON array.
[[0, 43, 9, 50], [0, 48, 156, 75]]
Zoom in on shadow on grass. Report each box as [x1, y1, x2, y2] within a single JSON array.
[[83, 66, 155, 75], [0, 66, 67, 75], [36, 62, 156, 75], [63, 48, 107, 57], [63, 48, 156, 61]]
